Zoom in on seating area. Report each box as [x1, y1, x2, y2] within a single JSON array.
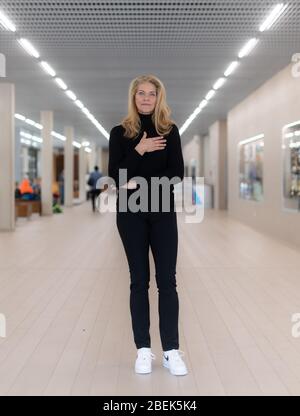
[[15, 199, 42, 219]]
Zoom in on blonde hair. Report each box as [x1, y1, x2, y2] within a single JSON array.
[[121, 74, 175, 139]]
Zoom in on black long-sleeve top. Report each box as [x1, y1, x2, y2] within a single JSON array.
[[108, 112, 184, 213]]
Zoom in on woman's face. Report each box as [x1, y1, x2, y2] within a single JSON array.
[[135, 82, 157, 114]]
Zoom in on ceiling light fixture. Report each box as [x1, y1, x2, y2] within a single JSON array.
[[238, 38, 259, 58], [15, 113, 26, 121], [40, 61, 56, 77], [0, 9, 16, 32], [205, 90, 216, 101], [55, 78, 68, 90], [75, 100, 84, 109], [224, 61, 239, 77], [65, 90, 77, 101], [259, 3, 288, 32], [18, 38, 40, 58], [213, 77, 226, 90]]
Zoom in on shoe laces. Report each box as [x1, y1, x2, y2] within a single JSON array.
[[137, 349, 156, 362]]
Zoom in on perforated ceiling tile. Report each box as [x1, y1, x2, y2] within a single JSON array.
[[0, 0, 299, 143]]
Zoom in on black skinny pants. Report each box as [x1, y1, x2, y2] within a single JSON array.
[[116, 210, 179, 351], [90, 189, 101, 211]]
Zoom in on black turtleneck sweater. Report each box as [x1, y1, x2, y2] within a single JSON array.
[[108, 112, 184, 213]]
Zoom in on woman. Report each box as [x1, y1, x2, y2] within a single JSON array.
[[108, 74, 188, 376]]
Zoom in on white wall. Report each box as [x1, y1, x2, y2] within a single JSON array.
[[227, 63, 300, 246], [203, 134, 212, 185]]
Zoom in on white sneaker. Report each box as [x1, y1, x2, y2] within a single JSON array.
[[163, 349, 188, 376], [135, 348, 156, 374]]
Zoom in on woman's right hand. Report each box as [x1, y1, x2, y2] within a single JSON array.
[[135, 131, 166, 156]]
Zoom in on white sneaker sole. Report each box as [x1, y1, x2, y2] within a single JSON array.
[[135, 367, 152, 374], [163, 358, 188, 376]]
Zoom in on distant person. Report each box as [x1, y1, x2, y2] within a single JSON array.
[[19, 178, 35, 200], [15, 182, 21, 199], [87, 166, 102, 212], [32, 177, 41, 200], [58, 170, 64, 205]]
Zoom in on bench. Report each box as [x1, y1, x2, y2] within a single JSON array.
[[15, 199, 42, 219]]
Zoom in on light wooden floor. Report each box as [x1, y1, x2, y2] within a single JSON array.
[[1, 200, 300, 396]]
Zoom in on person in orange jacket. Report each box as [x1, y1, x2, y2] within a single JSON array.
[[19, 177, 34, 200]]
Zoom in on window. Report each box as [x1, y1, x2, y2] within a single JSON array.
[[282, 121, 300, 212], [239, 134, 264, 202]]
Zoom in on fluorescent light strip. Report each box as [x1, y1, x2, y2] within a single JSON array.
[[180, 38, 261, 134], [224, 61, 239, 77], [20, 131, 42, 144], [82, 107, 91, 116], [15, 113, 86, 146], [84, 147, 92, 153], [40, 61, 56, 77], [73, 141, 82, 148], [239, 134, 264, 146], [21, 138, 32, 146], [5, 8, 109, 141], [199, 99, 208, 110], [25, 118, 36, 126], [55, 78, 68, 90], [238, 38, 259, 58], [205, 90, 216, 101], [15, 113, 26, 121], [259, 3, 288, 32], [20, 131, 32, 139], [18, 38, 40, 58], [32, 135, 43, 143], [75, 100, 84, 109], [51, 131, 66, 141], [213, 77, 226, 90], [65, 90, 77, 101], [0, 9, 16, 31]]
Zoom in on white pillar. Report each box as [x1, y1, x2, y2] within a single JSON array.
[[199, 135, 205, 178], [97, 147, 103, 173], [88, 142, 96, 173], [37, 148, 41, 178], [0, 83, 15, 231], [64, 126, 74, 207], [15, 127, 22, 182], [41, 111, 53, 216], [209, 120, 227, 210], [79, 144, 86, 203]]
